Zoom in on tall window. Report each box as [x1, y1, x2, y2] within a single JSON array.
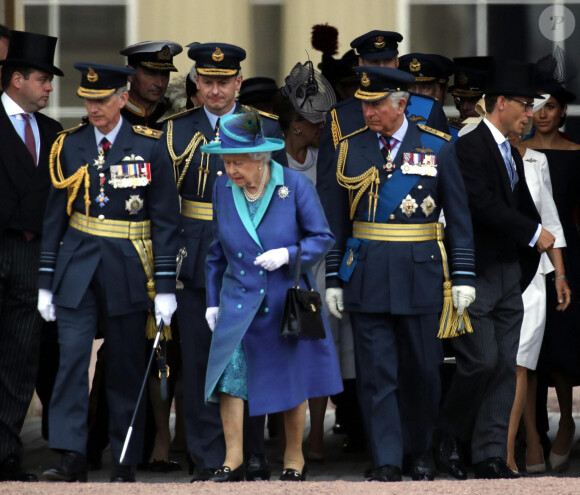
[[24, 0, 129, 128]]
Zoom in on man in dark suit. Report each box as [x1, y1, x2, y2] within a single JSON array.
[[38, 63, 180, 483], [163, 42, 287, 482], [321, 66, 476, 482], [434, 60, 555, 479], [0, 30, 63, 482]]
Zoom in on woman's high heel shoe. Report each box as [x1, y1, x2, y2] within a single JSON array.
[[549, 422, 576, 472]]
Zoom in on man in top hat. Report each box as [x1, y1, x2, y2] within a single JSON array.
[[162, 41, 286, 482], [38, 63, 180, 483], [320, 65, 475, 482], [0, 29, 63, 482], [120, 40, 183, 129], [433, 60, 555, 480]]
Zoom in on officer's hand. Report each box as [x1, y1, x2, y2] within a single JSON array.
[[536, 228, 555, 253], [452, 285, 476, 316], [37, 289, 56, 322], [154, 293, 177, 326], [254, 248, 289, 271], [326, 288, 344, 319], [205, 307, 219, 332]]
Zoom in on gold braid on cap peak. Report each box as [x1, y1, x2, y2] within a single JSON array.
[[336, 140, 381, 222], [49, 134, 91, 219]]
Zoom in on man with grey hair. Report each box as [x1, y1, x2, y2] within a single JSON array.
[[320, 66, 475, 482]]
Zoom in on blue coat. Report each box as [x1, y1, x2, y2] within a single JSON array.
[[39, 119, 180, 315], [163, 103, 288, 289], [319, 120, 475, 315], [204, 161, 342, 415]]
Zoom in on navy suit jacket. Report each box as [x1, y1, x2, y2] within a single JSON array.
[[320, 121, 475, 315], [163, 103, 287, 288]]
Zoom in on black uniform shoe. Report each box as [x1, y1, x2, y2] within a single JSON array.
[[368, 464, 402, 482], [433, 430, 467, 480], [209, 464, 244, 482], [411, 453, 436, 481], [0, 454, 38, 482], [474, 457, 521, 479], [245, 453, 271, 480], [190, 467, 216, 482], [110, 464, 135, 482], [43, 451, 88, 482]]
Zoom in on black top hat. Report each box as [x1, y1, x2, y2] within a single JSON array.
[[0, 30, 63, 76], [450, 56, 493, 98], [188, 42, 246, 77], [354, 66, 415, 102], [120, 40, 183, 72], [74, 63, 135, 99], [485, 60, 539, 99], [350, 30, 403, 60], [238, 77, 278, 105]]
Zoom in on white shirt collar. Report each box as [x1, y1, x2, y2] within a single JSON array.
[[483, 118, 508, 146], [94, 116, 124, 147], [203, 105, 236, 132], [2, 92, 32, 119], [376, 116, 409, 143]]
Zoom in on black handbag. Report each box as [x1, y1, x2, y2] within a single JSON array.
[[280, 246, 326, 340]]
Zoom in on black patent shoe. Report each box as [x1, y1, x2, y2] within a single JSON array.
[[368, 464, 402, 482], [0, 454, 38, 482], [190, 467, 216, 482], [110, 464, 135, 482], [43, 451, 88, 482], [411, 454, 435, 481], [279, 466, 306, 481], [474, 457, 521, 479], [245, 453, 271, 481], [433, 430, 467, 480], [209, 464, 244, 482]]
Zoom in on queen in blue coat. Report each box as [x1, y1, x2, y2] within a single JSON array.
[[201, 111, 342, 482]]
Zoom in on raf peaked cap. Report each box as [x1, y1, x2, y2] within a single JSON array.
[[75, 63, 135, 99], [188, 42, 246, 77], [350, 30, 403, 60], [0, 30, 63, 76], [399, 53, 454, 83], [120, 40, 183, 72], [354, 66, 415, 102]]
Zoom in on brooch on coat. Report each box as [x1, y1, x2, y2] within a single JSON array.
[[278, 185, 290, 199], [401, 152, 438, 177]]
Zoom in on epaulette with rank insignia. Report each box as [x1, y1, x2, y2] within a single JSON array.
[[57, 120, 88, 136], [241, 104, 279, 121], [161, 106, 200, 122], [417, 124, 452, 142], [133, 125, 163, 139]]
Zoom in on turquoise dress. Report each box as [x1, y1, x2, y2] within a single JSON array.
[[214, 198, 262, 400]]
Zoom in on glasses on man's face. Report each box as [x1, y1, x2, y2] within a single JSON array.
[[508, 97, 534, 112]]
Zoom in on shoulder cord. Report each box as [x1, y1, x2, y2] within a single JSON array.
[[335, 140, 381, 222], [49, 133, 91, 219]]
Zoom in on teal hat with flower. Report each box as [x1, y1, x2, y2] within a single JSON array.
[[201, 110, 285, 154]]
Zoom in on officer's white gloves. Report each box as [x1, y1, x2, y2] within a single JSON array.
[[326, 287, 344, 319], [452, 285, 476, 316], [37, 289, 56, 322], [154, 293, 177, 326], [205, 307, 219, 332], [254, 248, 289, 271]]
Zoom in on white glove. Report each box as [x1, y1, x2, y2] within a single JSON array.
[[325, 287, 344, 319], [452, 285, 476, 316], [37, 289, 56, 322], [205, 307, 219, 332], [154, 293, 177, 326], [254, 248, 289, 271]]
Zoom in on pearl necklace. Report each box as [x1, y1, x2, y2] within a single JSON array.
[[243, 167, 268, 202]]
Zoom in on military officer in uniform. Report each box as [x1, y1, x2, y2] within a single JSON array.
[[163, 42, 287, 482], [38, 63, 180, 482], [120, 41, 183, 129], [321, 66, 476, 481], [399, 53, 453, 104]]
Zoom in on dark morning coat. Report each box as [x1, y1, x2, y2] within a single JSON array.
[[0, 102, 62, 234], [454, 121, 541, 290], [163, 103, 288, 288], [319, 121, 475, 314], [204, 162, 342, 416], [38, 119, 180, 314]]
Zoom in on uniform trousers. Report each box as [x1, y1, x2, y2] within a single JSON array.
[[351, 311, 443, 468], [437, 260, 523, 463], [0, 231, 43, 462], [48, 266, 147, 465]]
